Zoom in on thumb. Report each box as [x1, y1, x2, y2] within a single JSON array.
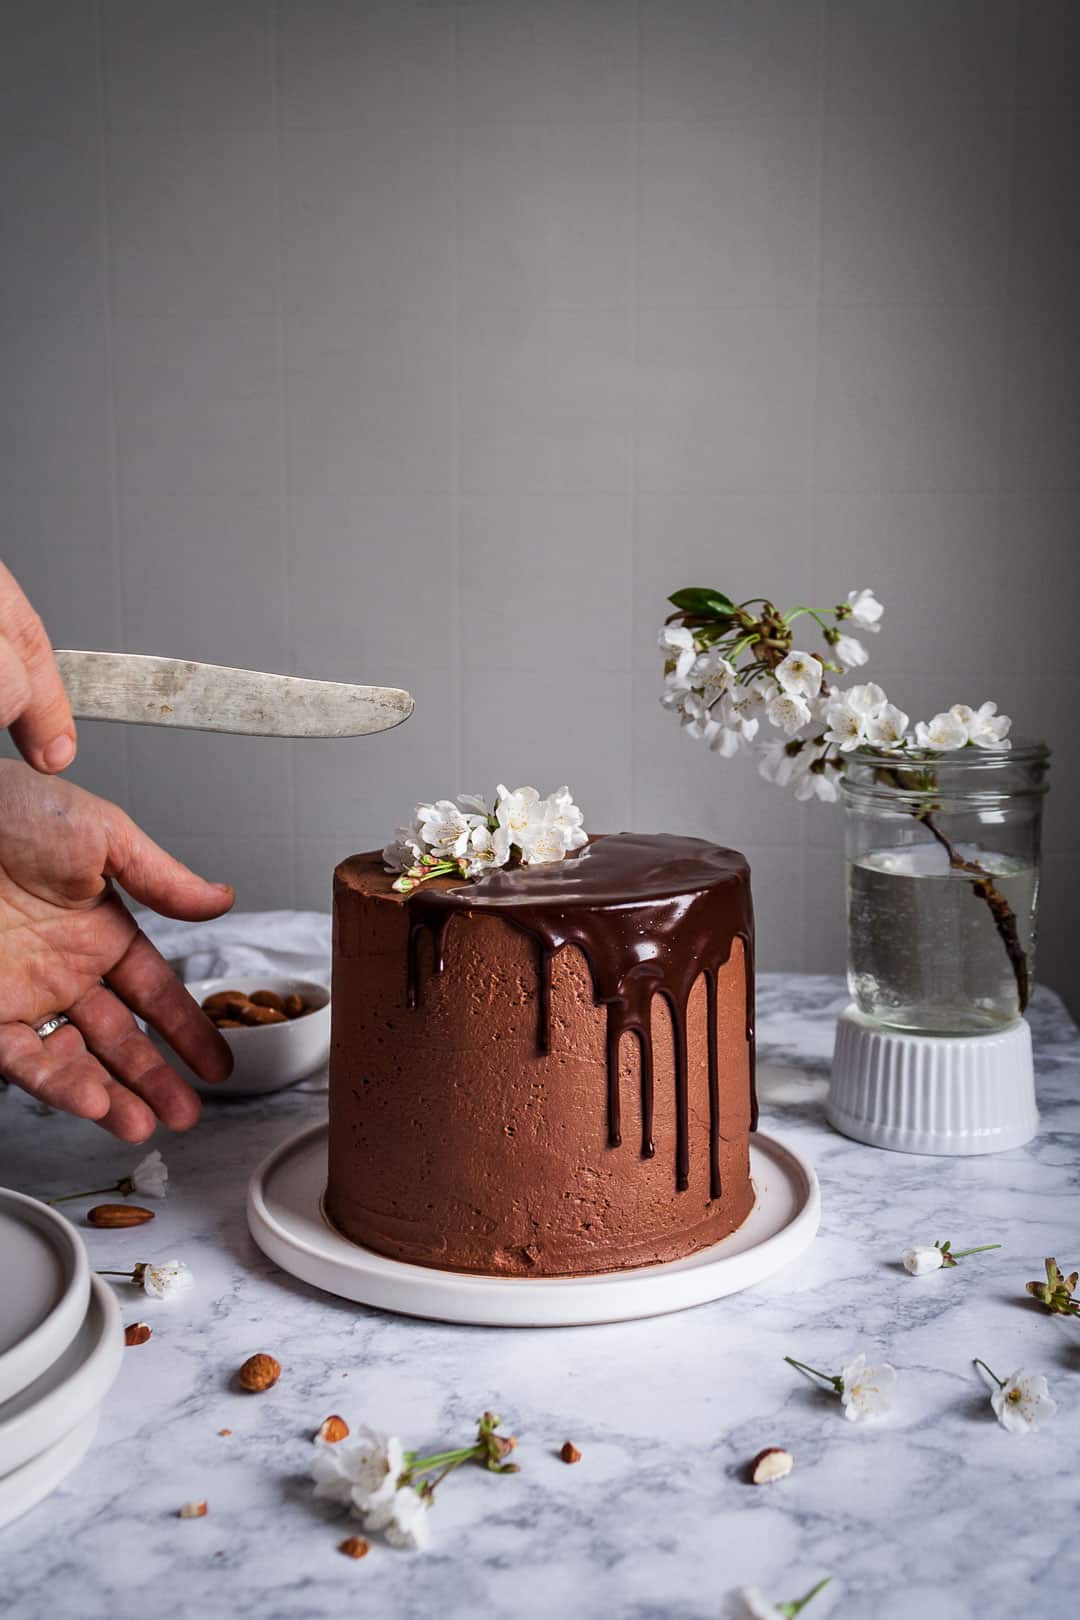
[[104, 808, 235, 921]]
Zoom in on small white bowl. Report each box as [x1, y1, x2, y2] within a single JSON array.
[[155, 976, 331, 1097]]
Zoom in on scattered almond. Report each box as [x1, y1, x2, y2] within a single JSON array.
[[317, 1415, 350, 1444], [749, 1446, 794, 1485], [214, 1018, 246, 1028], [283, 992, 306, 1018], [559, 1440, 582, 1465], [338, 1536, 371, 1560], [237, 1352, 281, 1392], [88, 1203, 155, 1228], [218, 1429, 232, 1437], [124, 1321, 152, 1347], [179, 1501, 208, 1519]]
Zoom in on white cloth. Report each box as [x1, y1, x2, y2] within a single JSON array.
[[135, 908, 332, 985]]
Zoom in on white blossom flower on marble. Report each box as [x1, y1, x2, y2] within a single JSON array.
[[137, 1259, 193, 1300], [839, 1353, 896, 1422], [129, 1150, 168, 1199], [384, 1486, 431, 1550], [902, 1245, 944, 1276], [974, 1363, 1058, 1435]]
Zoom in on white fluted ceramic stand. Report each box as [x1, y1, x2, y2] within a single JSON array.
[[827, 1005, 1038, 1155]]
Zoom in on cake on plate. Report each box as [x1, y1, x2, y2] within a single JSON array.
[[325, 824, 756, 1278]]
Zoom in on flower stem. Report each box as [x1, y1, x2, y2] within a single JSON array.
[[973, 1358, 1004, 1389], [784, 1356, 841, 1393], [783, 1576, 833, 1618], [48, 1184, 118, 1205], [406, 1443, 480, 1477], [950, 1244, 1002, 1259], [874, 764, 1031, 1012], [96, 1269, 136, 1279]]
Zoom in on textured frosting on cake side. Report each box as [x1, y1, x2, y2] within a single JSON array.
[[325, 833, 756, 1277]]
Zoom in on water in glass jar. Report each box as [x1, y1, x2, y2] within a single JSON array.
[[847, 843, 1037, 1033]]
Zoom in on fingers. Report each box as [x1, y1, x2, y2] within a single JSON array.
[[66, 982, 203, 1132], [0, 1021, 161, 1141], [102, 804, 234, 922], [0, 562, 77, 772], [106, 927, 233, 1085]]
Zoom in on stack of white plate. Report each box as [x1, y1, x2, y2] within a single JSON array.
[[0, 1187, 123, 1529]]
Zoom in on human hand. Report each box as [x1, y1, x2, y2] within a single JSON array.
[[0, 760, 235, 1140], [0, 561, 78, 772]]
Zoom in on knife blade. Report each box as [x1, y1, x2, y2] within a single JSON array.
[[55, 650, 414, 738]]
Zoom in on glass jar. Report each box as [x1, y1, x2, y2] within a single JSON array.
[[841, 742, 1049, 1034]]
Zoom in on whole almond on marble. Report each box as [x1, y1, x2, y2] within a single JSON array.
[[338, 1536, 370, 1560], [559, 1441, 582, 1464], [237, 1352, 281, 1392], [317, 1415, 349, 1443], [179, 1501, 208, 1519], [124, 1321, 152, 1346], [750, 1447, 793, 1484], [88, 1203, 155, 1227]]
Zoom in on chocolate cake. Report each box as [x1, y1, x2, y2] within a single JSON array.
[[325, 833, 756, 1277]]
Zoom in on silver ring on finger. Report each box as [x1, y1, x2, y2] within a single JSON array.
[[34, 1014, 71, 1040]]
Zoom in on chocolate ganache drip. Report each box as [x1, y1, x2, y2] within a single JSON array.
[[404, 833, 755, 1199]]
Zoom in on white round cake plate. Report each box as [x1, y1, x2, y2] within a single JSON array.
[[0, 1274, 123, 1478], [0, 1409, 100, 1531], [247, 1123, 820, 1327], [0, 1187, 91, 1407]]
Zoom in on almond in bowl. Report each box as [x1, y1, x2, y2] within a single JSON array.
[[150, 976, 331, 1096]]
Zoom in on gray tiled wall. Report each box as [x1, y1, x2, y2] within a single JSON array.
[[2, 1, 1078, 1009]]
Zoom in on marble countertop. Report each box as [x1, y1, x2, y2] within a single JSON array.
[[3, 972, 1080, 1620]]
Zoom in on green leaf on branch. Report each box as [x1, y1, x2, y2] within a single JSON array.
[[667, 587, 736, 619]]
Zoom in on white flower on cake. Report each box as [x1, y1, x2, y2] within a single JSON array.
[[385, 785, 587, 893], [974, 1360, 1057, 1435], [416, 799, 482, 860]]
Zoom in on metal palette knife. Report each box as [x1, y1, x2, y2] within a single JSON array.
[[55, 651, 414, 737]]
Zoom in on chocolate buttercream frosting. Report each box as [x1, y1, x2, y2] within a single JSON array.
[[327, 833, 756, 1277]]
